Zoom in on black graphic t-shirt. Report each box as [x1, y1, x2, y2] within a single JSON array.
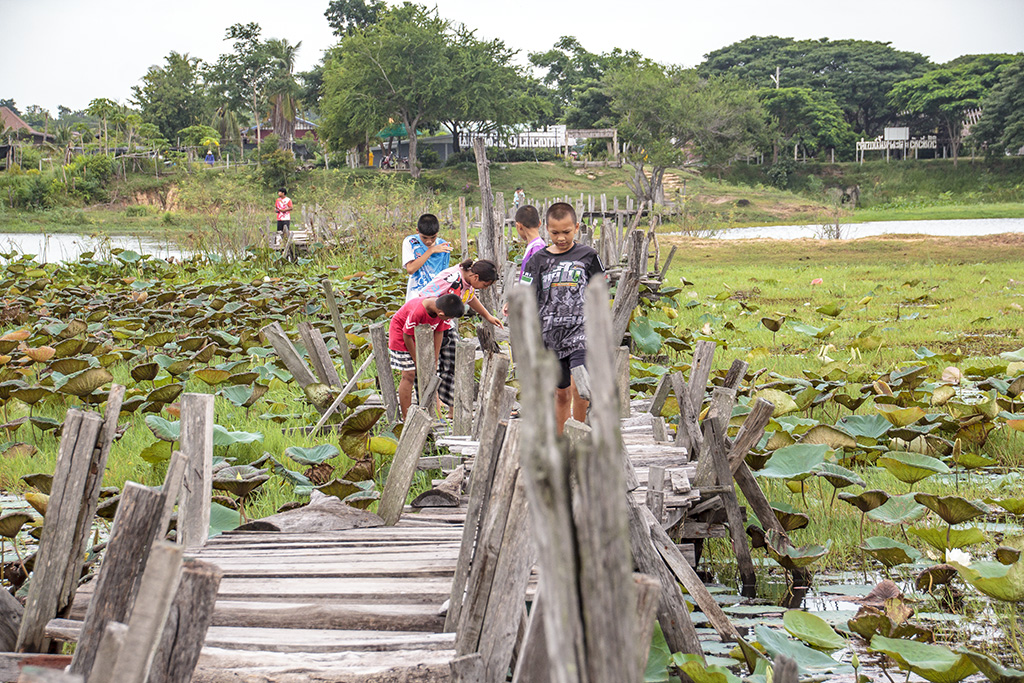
[[521, 243, 605, 359]]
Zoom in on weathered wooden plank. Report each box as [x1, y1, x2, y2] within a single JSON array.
[[191, 647, 454, 682], [646, 465, 665, 523], [378, 407, 434, 526], [507, 285, 583, 683], [414, 325, 438, 410], [86, 621, 127, 683], [16, 667, 81, 683], [260, 323, 317, 388], [450, 653, 483, 683], [60, 385, 125, 619], [148, 559, 223, 683], [17, 410, 104, 653], [634, 574, 661, 677], [369, 322, 399, 424], [179, 393, 214, 551], [311, 353, 375, 434], [615, 346, 631, 419], [321, 278, 355, 380], [707, 420, 756, 587], [693, 386, 737, 488], [297, 322, 343, 388], [728, 398, 774, 474], [108, 542, 184, 683], [0, 589, 22, 652], [648, 374, 672, 417], [68, 483, 167, 677], [451, 339, 476, 436], [687, 340, 716, 413], [645, 507, 739, 642]]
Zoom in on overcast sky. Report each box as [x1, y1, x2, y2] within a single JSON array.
[[3, 0, 1023, 115]]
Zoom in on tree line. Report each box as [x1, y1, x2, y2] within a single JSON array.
[[4, 0, 1023, 201]]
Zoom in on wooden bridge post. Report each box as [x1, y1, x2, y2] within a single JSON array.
[[414, 325, 439, 410], [179, 393, 214, 551], [16, 409, 104, 653], [452, 339, 477, 435], [377, 407, 434, 526], [297, 322, 343, 388], [319, 278, 355, 380], [369, 322, 399, 424], [261, 323, 317, 389]]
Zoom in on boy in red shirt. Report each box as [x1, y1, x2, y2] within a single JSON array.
[[388, 293, 466, 419]]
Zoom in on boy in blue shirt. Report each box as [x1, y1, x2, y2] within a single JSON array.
[[402, 213, 452, 301]]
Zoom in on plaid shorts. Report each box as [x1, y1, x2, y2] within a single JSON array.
[[437, 328, 457, 407], [389, 349, 416, 372]]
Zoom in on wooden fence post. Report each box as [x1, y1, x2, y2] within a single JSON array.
[[414, 325, 438, 409], [260, 323, 317, 388], [369, 322, 399, 424], [377, 407, 434, 526], [297, 322, 342, 388], [179, 393, 214, 551], [17, 409, 104, 653], [452, 339, 476, 435], [321, 278, 355, 380], [146, 559, 223, 683], [68, 483, 167, 677]]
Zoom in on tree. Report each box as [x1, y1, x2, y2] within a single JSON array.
[[700, 36, 931, 135], [969, 59, 1024, 155], [178, 124, 221, 164], [131, 52, 209, 142], [210, 106, 242, 150], [759, 87, 853, 162], [320, 4, 453, 178], [325, 0, 385, 36], [690, 78, 768, 174], [265, 38, 303, 151], [209, 23, 275, 161], [889, 68, 986, 166], [0, 99, 18, 115], [86, 98, 119, 155]]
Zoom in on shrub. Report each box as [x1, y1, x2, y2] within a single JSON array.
[[417, 148, 442, 170]]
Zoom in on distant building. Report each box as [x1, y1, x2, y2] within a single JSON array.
[[0, 106, 55, 143]]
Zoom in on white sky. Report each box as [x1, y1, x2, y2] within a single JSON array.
[[3, 0, 1023, 115]]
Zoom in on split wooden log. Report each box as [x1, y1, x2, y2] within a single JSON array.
[[260, 323, 317, 388], [68, 483, 167, 677], [179, 393, 214, 551], [297, 322, 343, 388], [321, 278, 355, 380], [147, 559, 224, 683], [377, 407, 434, 526], [17, 409, 104, 653], [368, 322, 399, 424]]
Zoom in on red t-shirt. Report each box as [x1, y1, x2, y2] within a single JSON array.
[[388, 298, 444, 352]]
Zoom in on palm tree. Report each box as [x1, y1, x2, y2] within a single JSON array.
[[265, 39, 303, 151], [210, 106, 241, 150]]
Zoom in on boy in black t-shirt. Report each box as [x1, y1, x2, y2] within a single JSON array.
[[521, 202, 605, 433]]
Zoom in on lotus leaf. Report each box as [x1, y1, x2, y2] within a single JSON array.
[[868, 494, 927, 525], [986, 498, 1024, 515], [916, 565, 958, 592], [959, 648, 1024, 683], [53, 338, 85, 358], [147, 383, 184, 403], [177, 336, 207, 351], [670, 653, 742, 683], [996, 546, 1022, 565], [629, 317, 665, 355], [59, 367, 113, 396], [0, 512, 33, 539], [950, 537, 1024, 602], [772, 504, 810, 532], [0, 329, 31, 342], [139, 440, 173, 464], [25, 492, 48, 516], [228, 371, 259, 385], [269, 458, 314, 493], [877, 452, 949, 485], [799, 425, 857, 449], [953, 450, 997, 469], [212, 466, 269, 498], [931, 385, 957, 406], [19, 471, 53, 494], [120, 396, 146, 413], [212, 425, 263, 447], [315, 478, 363, 501], [876, 404, 927, 427], [338, 407, 386, 459], [193, 343, 218, 363], [369, 436, 398, 456], [209, 501, 243, 537], [304, 383, 335, 412], [837, 413, 891, 440], [753, 625, 850, 675], [860, 536, 922, 568], [913, 493, 987, 526], [782, 610, 846, 651], [909, 525, 988, 551], [194, 368, 231, 386], [145, 415, 180, 442], [284, 444, 340, 467], [141, 331, 175, 347], [756, 444, 828, 481], [11, 386, 52, 405], [49, 357, 92, 375], [29, 417, 60, 434], [814, 462, 865, 489], [22, 346, 55, 363], [751, 388, 797, 416], [816, 303, 843, 318], [131, 362, 160, 382], [765, 532, 831, 571], [869, 635, 977, 683]]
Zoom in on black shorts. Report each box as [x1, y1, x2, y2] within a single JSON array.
[[277, 220, 290, 231], [557, 349, 587, 390]]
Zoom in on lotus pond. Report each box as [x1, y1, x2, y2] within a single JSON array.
[[0, 232, 1020, 682]]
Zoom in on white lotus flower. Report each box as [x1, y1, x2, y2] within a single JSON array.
[[945, 548, 971, 566]]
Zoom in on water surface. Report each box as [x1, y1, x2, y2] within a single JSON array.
[[711, 217, 1024, 240]]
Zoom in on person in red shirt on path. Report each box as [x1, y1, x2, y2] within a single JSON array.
[[388, 294, 466, 419], [275, 188, 293, 234]]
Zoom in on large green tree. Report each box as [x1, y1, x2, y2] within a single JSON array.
[[324, 0, 385, 35], [700, 36, 931, 135], [759, 87, 854, 162], [86, 97, 119, 155], [209, 23, 275, 159], [969, 59, 1024, 155], [889, 68, 986, 166], [265, 38, 303, 151], [131, 52, 209, 142]]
